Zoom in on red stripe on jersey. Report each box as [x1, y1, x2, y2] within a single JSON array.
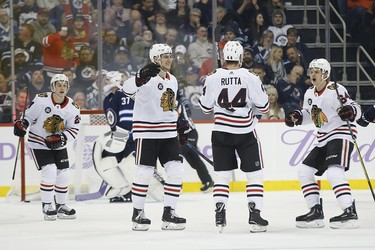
[[215, 116, 252, 123], [28, 135, 45, 143], [41, 183, 54, 188], [213, 188, 229, 193], [246, 189, 263, 193]]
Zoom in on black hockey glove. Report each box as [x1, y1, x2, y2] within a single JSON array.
[[285, 111, 303, 127], [177, 118, 190, 146], [135, 63, 161, 87], [338, 105, 356, 122], [356, 106, 375, 127], [14, 119, 29, 137], [45, 134, 67, 149]]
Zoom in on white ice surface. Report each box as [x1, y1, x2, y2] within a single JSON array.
[[1, 190, 374, 250]]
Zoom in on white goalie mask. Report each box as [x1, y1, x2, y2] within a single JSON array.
[[149, 43, 172, 64], [50, 73, 69, 92], [308, 58, 331, 80], [223, 41, 244, 65]]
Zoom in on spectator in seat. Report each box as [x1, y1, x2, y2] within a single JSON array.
[[149, 9, 169, 43], [283, 27, 310, 63], [30, 8, 56, 44], [73, 91, 87, 109], [187, 26, 212, 70], [261, 85, 284, 120], [265, 44, 286, 85], [172, 44, 191, 86], [242, 47, 255, 69], [15, 23, 43, 62], [179, 8, 202, 46], [27, 69, 50, 100], [102, 28, 122, 68], [75, 46, 97, 92], [42, 26, 78, 79], [0, 72, 12, 123], [253, 30, 274, 65], [130, 29, 154, 68], [267, 9, 294, 46], [252, 63, 273, 88], [14, 88, 29, 120], [0, 8, 17, 51], [105, 46, 137, 76], [166, 0, 190, 29], [276, 65, 304, 114]]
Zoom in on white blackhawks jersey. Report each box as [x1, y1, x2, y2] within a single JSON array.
[[122, 72, 178, 139], [24, 92, 81, 150], [199, 68, 269, 134], [300, 81, 361, 146]]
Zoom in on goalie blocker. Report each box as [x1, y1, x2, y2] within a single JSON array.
[[92, 129, 164, 201]]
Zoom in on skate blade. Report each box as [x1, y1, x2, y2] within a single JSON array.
[[132, 222, 150, 231], [296, 219, 325, 228], [249, 224, 267, 233], [329, 219, 359, 229], [161, 221, 185, 230], [44, 215, 57, 221], [216, 224, 225, 233], [57, 214, 76, 220]]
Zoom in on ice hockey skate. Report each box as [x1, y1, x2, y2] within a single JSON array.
[[248, 202, 268, 233], [296, 199, 324, 228], [200, 181, 214, 192], [161, 207, 186, 230], [329, 200, 359, 229], [42, 203, 57, 221], [215, 202, 226, 233], [132, 208, 151, 231], [109, 192, 132, 203], [56, 204, 76, 219]]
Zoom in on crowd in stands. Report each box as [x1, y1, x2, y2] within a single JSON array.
[[0, 0, 373, 123]]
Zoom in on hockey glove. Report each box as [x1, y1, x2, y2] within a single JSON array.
[[177, 118, 190, 146], [356, 106, 375, 127], [338, 105, 356, 122], [14, 119, 29, 137], [45, 134, 67, 149], [285, 111, 303, 127], [135, 63, 161, 87]]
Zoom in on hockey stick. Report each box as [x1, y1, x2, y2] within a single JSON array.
[[12, 85, 29, 180], [332, 71, 375, 202], [75, 180, 108, 201], [186, 142, 214, 167]]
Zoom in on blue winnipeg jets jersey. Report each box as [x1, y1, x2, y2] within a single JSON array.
[[103, 89, 134, 132]]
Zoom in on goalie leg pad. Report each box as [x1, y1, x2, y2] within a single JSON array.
[[93, 140, 130, 189]]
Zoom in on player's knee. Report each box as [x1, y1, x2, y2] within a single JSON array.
[[245, 169, 263, 182], [326, 165, 345, 183], [135, 164, 155, 182], [41, 164, 57, 184], [214, 170, 232, 184], [297, 164, 317, 180], [56, 168, 69, 186], [164, 161, 184, 180]]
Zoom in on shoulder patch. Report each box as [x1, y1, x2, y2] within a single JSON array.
[[327, 83, 337, 90], [37, 93, 48, 97], [207, 69, 217, 76], [72, 101, 80, 109]]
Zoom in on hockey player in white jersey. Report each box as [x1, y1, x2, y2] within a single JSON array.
[[13, 74, 81, 221], [285, 58, 361, 229], [199, 41, 270, 233], [122, 43, 187, 231]]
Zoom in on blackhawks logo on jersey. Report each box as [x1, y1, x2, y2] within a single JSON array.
[[327, 83, 338, 90], [43, 114, 65, 133], [311, 105, 328, 128], [160, 88, 176, 112]]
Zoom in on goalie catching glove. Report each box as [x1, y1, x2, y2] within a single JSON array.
[[135, 63, 161, 87], [285, 110, 303, 127], [338, 105, 356, 122], [14, 119, 29, 137], [45, 134, 67, 149]]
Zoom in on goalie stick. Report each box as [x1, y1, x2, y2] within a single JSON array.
[[75, 180, 108, 201]]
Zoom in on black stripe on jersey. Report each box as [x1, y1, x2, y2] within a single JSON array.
[[198, 100, 213, 113], [215, 111, 250, 119], [134, 129, 177, 133], [132, 121, 177, 125], [317, 131, 356, 142], [28, 139, 45, 146], [164, 192, 180, 197], [215, 121, 254, 128], [65, 129, 78, 139]]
